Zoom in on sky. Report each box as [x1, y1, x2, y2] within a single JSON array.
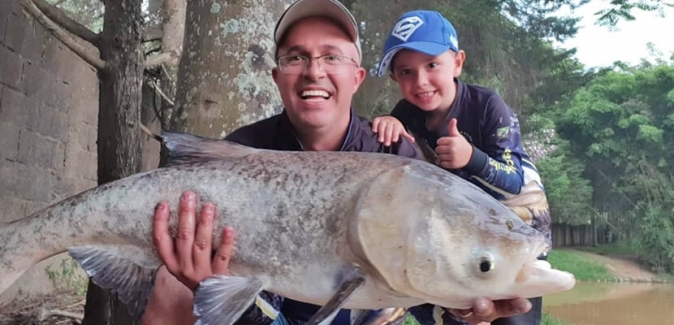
[[552, 2, 674, 69]]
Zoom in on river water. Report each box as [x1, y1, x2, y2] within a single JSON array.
[[543, 281, 674, 324]]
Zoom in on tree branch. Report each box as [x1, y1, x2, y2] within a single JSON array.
[[145, 50, 180, 68], [30, 0, 100, 47], [20, 0, 105, 71]]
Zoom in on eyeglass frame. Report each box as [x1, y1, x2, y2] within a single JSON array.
[[275, 54, 359, 74]]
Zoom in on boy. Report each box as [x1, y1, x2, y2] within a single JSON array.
[[372, 9, 552, 325]]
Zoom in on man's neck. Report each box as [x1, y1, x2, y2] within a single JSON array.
[[293, 112, 351, 152], [297, 129, 346, 151]]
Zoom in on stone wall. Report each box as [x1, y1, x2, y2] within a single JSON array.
[[0, 0, 99, 300]]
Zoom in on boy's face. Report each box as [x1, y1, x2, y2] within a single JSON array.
[[389, 49, 465, 113]]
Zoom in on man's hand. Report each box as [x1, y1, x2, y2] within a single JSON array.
[[152, 190, 235, 291], [435, 118, 473, 169], [447, 297, 532, 324], [372, 116, 415, 146]]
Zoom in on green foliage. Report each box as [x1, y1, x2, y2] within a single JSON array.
[[547, 249, 614, 281], [546, 58, 674, 273], [542, 312, 571, 325], [45, 257, 88, 296]]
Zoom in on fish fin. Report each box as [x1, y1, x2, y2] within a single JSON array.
[[68, 245, 159, 322], [193, 274, 264, 325], [350, 309, 371, 325], [316, 308, 341, 325], [160, 131, 258, 166], [306, 267, 366, 325]]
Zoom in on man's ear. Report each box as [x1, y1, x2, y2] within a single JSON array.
[[453, 50, 466, 78], [272, 67, 279, 83], [352, 66, 367, 93]]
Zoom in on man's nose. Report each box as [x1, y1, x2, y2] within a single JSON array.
[[303, 58, 327, 80]]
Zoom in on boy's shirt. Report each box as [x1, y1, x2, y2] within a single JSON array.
[[391, 78, 552, 325], [390, 78, 551, 241], [223, 108, 423, 325]]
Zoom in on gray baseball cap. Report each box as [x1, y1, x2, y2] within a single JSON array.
[[273, 0, 362, 61]]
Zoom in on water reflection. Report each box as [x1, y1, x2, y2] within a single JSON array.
[[543, 281, 674, 324]]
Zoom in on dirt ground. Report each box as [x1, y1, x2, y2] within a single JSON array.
[[569, 249, 658, 281], [0, 292, 84, 325]]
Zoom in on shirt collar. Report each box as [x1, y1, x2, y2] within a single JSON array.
[[273, 108, 357, 152]]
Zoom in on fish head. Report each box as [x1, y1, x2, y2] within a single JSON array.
[[402, 175, 576, 308], [352, 162, 575, 309]]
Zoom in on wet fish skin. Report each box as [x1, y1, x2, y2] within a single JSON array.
[[0, 132, 575, 325]]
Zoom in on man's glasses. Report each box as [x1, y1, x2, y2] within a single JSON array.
[[276, 54, 358, 75]]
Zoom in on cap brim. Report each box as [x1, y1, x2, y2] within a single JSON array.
[[274, 0, 358, 46], [375, 42, 450, 77]]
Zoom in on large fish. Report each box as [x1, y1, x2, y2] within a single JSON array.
[[0, 132, 575, 325]]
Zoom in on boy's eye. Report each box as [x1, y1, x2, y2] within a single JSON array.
[[428, 62, 439, 69]]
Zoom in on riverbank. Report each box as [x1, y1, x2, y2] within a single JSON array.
[[542, 247, 674, 325]]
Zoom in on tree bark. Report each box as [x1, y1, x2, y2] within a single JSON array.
[[168, 0, 294, 138], [81, 0, 145, 324]]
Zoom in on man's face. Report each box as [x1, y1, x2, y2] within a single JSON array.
[[390, 49, 465, 113], [272, 17, 366, 132]]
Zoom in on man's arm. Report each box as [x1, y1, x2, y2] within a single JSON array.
[[462, 96, 525, 196]]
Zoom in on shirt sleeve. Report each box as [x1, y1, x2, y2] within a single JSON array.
[[462, 95, 524, 195]]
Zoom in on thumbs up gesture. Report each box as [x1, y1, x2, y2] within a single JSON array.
[[435, 118, 473, 169]]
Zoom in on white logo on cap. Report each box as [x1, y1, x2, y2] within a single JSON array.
[[391, 16, 424, 42]]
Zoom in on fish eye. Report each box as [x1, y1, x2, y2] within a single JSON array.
[[475, 253, 495, 274], [479, 259, 494, 273]]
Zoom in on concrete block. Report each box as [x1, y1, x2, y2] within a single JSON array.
[[37, 105, 68, 141], [4, 9, 27, 52], [0, 195, 27, 222], [0, 121, 20, 161], [0, 43, 22, 89], [17, 129, 57, 169], [0, 159, 21, 199], [20, 19, 46, 65], [64, 141, 97, 182], [0, 85, 26, 125]]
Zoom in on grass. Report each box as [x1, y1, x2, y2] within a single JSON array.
[[547, 249, 614, 281], [542, 312, 571, 325], [575, 242, 637, 257], [45, 257, 88, 296]]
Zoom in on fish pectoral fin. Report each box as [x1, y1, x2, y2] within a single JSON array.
[[68, 245, 159, 322], [306, 268, 366, 325], [193, 274, 264, 325], [350, 309, 371, 325], [160, 131, 258, 166]]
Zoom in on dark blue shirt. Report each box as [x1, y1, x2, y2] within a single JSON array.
[[389, 78, 551, 239]]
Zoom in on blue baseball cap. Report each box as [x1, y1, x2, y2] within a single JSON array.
[[376, 10, 459, 77]]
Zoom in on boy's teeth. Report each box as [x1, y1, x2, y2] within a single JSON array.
[[301, 90, 329, 98], [419, 91, 434, 97]]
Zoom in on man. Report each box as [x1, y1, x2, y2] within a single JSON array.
[[141, 0, 533, 324]]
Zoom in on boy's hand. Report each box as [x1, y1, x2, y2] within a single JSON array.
[[372, 116, 415, 146], [435, 118, 473, 169]]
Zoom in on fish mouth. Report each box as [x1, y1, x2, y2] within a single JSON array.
[[513, 241, 576, 298]]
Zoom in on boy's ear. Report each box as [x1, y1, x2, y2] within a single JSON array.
[[453, 50, 466, 78], [389, 71, 398, 82]]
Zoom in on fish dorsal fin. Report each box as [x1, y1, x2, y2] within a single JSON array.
[[160, 131, 259, 166]]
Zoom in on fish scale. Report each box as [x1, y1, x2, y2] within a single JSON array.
[[0, 131, 575, 325]]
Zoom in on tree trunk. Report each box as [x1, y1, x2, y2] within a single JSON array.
[[168, 0, 294, 138], [81, 0, 144, 324]]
